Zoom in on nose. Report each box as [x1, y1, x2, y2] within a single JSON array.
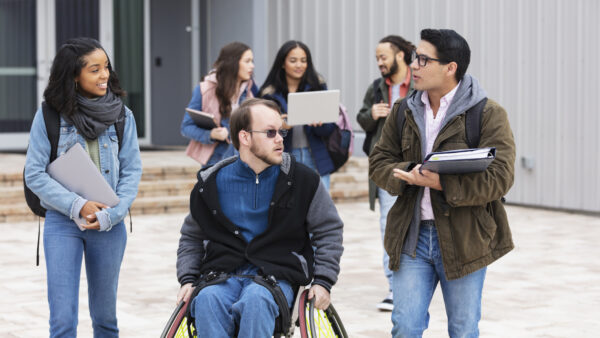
[[275, 131, 283, 143], [101, 68, 110, 79], [410, 58, 419, 70]]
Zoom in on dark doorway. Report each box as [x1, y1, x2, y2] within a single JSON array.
[[149, 0, 192, 146]]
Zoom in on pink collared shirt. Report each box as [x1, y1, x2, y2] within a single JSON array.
[[420, 83, 460, 220]]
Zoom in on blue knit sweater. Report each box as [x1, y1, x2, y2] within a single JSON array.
[[216, 158, 280, 242]]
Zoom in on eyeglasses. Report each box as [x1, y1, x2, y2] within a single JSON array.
[[247, 129, 288, 138], [411, 50, 443, 67]]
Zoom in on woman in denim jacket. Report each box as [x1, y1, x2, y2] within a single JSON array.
[[24, 38, 142, 337], [259, 41, 335, 189], [181, 42, 258, 167]]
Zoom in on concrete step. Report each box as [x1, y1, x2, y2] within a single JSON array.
[[0, 156, 369, 223], [0, 186, 25, 204], [0, 194, 191, 223], [136, 179, 195, 198]]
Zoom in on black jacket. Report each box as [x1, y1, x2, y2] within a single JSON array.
[[177, 154, 344, 290]]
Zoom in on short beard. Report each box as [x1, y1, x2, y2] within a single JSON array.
[[382, 58, 399, 79], [250, 142, 281, 166]]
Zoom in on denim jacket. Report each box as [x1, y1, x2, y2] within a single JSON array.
[[24, 105, 142, 231], [181, 81, 258, 167]]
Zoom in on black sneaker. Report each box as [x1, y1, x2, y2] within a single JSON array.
[[376, 293, 393, 311]]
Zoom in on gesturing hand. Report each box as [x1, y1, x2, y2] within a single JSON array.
[[393, 165, 443, 190]]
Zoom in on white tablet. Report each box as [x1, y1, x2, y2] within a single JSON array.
[[286, 89, 340, 126]]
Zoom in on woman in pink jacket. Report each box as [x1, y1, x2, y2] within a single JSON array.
[[181, 42, 258, 167]]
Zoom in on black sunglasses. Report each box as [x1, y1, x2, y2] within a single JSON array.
[[247, 129, 288, 138], [411, 50, 443, 67]]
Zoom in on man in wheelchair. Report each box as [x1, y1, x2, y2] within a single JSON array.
[[175, 98, 344, 337]]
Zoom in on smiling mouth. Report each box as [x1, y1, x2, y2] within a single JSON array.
[[98, 83, 108, 89]]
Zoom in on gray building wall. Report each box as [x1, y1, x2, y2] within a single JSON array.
[[202, 0, 599, 212]]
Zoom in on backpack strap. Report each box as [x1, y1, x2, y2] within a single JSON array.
[[41, 102, 61, 162], [395, 98, 409, 143], [372, 78, 383, 104], [114, 104, 126, 151], [464, 98, 487, 148]]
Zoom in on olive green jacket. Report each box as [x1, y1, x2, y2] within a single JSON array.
[[369, 89, 515, 280]]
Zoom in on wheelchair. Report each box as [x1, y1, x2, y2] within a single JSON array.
[[160, 281, 347, 338]]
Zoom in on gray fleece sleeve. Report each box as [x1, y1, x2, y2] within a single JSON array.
[[176, 213, 207, 285], [306, 182, 344, 291]]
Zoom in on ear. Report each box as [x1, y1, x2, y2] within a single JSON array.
[[239, 130, 252, 147], [396, 50, 404, 63], [446, 61, 458, 78]]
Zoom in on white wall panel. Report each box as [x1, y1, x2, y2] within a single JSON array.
[[251, 0, 599, 212]]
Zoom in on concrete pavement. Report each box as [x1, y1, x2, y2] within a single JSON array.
[[1, 201, 599, 337]]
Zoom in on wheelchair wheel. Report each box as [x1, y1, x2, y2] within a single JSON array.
[[297, 289, 348, 338], [160, 300, 197, 338]]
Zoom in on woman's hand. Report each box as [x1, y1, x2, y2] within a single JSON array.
[[80, 201, 107, 219], [210, 127, 230, 143], [308, 121, 324, 127], [79, 201, 107, 230]]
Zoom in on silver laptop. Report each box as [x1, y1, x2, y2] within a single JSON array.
[[47, 143, 119, 230], [286, 89, 340, 126]]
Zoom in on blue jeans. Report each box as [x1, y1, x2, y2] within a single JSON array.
[[191, 265, 295, 338], [44, 211, 127, 338], [391, 222, 486, 338], [289, 147, 330, 190], [378, 188, 396, 292]]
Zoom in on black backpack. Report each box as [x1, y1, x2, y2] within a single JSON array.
[[23, 102, 126, 217], [394, 97, 488, 150]]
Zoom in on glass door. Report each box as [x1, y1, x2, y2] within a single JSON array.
[[0, 0, 37, 133]]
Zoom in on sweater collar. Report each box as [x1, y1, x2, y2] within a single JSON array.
[[199, 153, 292, 183], [231, 157, 279, 180]]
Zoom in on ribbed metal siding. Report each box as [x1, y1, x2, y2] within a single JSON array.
[[259, 0, 599, 212]]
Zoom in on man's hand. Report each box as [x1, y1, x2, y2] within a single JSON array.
[[308, 284, 330, 310], [371, 102, 390, 120], [177, 283, 195, 305], [393, 165, 443, 190]]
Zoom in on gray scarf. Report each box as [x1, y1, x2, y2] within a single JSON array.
[[65, 88, 123, 140]]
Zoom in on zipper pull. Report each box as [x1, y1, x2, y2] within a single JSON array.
[[256, 175, 259, 184]]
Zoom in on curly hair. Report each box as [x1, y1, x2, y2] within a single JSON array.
[[43, 37, 125, 117]]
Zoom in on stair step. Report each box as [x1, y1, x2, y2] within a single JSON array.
[[131, 195, 189, 215], [137, 179, 195, 198], [0, 154, 370, 223], [0, 186, 25, 204], [140, 166, 198, 181]]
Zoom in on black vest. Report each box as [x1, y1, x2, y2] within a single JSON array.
[[190, 157, 321, 286]]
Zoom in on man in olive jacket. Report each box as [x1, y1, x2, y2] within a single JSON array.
[[369, 29, 515, 337]]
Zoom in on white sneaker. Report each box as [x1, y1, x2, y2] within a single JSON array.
[[376, 292, 393, 311]]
